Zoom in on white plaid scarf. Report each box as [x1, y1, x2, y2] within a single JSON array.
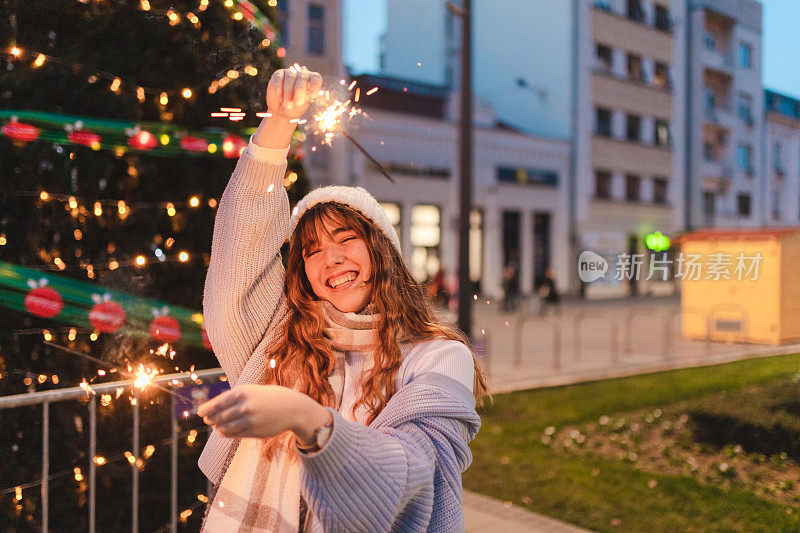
[[201, 301, 379, 532]]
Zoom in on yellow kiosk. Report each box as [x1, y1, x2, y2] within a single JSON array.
[[677, 227, 800, 345]]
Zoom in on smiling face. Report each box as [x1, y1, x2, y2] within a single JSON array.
[[301, 214, 373, 313]]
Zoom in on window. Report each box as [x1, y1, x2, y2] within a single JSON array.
[[653, 62, 670, 89], [704, 87, 716, 112], [703, 142, 715, 161], [276, 0, 289, 46], [410, 205, 440, 281], [627, 53, 643, 82], [736, 144, 753, 174], [595, 170, 612, 199], [307, 3, 325, 55], [654, 4, 671, 32], [737, 193, 751, 217], [594, 0, 612, 11], [738, 93, 753, 124], [497, 167, 558, 186], [596, 43, 612, 73], [627, 0, 645, 23], [596, 107, 613, 136], [653, 177, 668, 204], [655, 119, 670, 148], [703, 192, 716, 215], [626, 114, 641, 142], [625, 174, 641, 201], [704, 32, 716, 52], [773, 189, 781, 220], [775, 142, 784, 175], [738, 42, 752, 69]]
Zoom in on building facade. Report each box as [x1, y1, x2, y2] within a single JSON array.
[[574, 0, 687, 297], [685, 0, 764, 229], [764, 90, 800, 227], [345, 74, 571, 298], [275, 0, 349, 187]]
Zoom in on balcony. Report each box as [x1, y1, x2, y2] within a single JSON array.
[[593, 7, 673, 63], [702, 160, 732, 195], [704, 106, 735, 131], [704, 158, 733, 180], [702, 47, 734, 76]]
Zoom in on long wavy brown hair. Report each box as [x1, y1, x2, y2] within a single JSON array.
[[261, 201, 490, 458]]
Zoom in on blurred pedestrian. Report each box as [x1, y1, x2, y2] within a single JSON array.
[[427, 266, 448, 307], [502, 249, 520, 312], [537, 267, 560, 316]]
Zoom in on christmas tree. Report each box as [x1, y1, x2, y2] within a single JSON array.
[[0, 0, 307, 528]]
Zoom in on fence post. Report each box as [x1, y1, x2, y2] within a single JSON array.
[[552, 321, 562, 371], [610, 319, 619, 365], [41, 402, 49, 533], [132, 395, 139, 533], [89, 396, 96, 533], [171, 394, 178, 533], [513, 312, 526, 367]]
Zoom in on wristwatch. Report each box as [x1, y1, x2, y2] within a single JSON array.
[[297, 420, 333, 453]]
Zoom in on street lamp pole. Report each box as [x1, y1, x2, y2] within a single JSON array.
[[448, 0, 473, 338]]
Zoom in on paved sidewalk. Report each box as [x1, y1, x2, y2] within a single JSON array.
[[452, 294, 800, 392], [463, 490, 592, 532], [456, 294, 800, 532]]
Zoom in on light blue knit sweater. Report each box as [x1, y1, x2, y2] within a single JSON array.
[[200, 147, 482, 532]]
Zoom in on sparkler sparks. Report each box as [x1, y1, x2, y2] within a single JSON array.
[[133, 364, 157, 390]]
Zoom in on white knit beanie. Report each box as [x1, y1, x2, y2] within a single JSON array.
[[290, 185, 401, 254]]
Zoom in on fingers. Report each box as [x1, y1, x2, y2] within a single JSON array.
[[203, 402, 247, 427], [293, 66, 310, 107], [308, 72, 323, 100], [215, 416, 250, 438], [197, 388, 240, 418], [267, 69, 284, 111], [282, 66, 298, 103]]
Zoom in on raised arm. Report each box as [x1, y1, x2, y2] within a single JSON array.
[[202, 65, 323, 385]]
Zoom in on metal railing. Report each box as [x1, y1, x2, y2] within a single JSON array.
[[504, 302, 755, 373], [0, 367, 225, 532]]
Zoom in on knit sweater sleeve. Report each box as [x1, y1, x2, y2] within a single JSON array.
[[299, 342, 480, 532], [202, 149, 290, 386]]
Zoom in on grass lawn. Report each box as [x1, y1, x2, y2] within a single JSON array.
[[464, 353, 800, 532]]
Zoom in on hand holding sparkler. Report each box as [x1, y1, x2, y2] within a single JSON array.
[[253, 65, 323, 150], [197, 384, 331, 443], [266, 64, 323, 122]]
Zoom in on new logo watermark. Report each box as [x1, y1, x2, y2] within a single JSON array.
[[578, 251, 763, 282], [578, 251, 609, 282]]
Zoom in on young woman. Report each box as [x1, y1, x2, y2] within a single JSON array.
[[197, 65, 489, 532]]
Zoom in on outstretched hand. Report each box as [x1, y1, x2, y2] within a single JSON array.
[[266, 64, 324, 122], [197, 383, 332, 444]]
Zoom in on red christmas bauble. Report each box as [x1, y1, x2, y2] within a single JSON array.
[[180, 135, 209, 153], [201, 329, 213, 351], [24, 287, 63, 318], [89, 300, 126, 333], [2, 122, 39, 142], [222, 135, 247, 158], [128, 130, 157, 150], [68, 130, 101, 147], [150, 315, 181, 342]]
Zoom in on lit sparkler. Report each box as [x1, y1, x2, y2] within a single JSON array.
[[307, 81, 395, 183]]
